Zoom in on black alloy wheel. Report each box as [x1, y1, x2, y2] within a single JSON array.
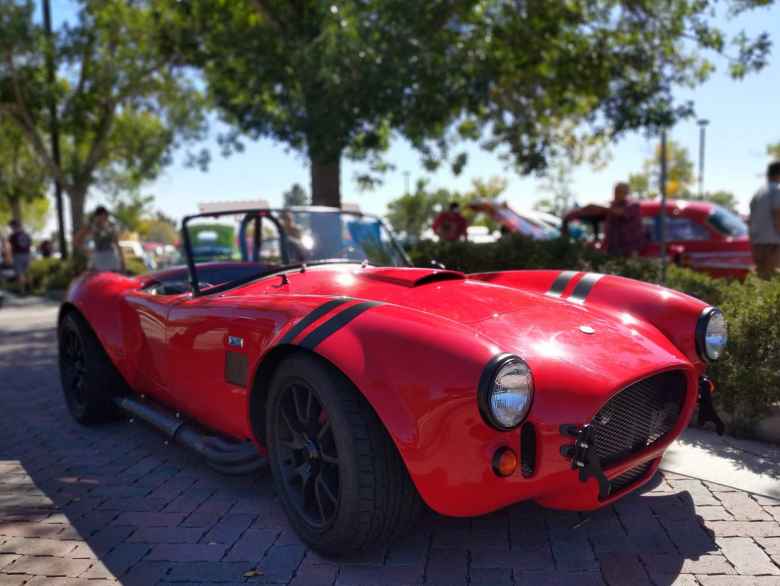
[[265, 353, 423, 554], [60, 323, 88, 412], [58, 312, 123, 424], [274, 380, 340, 528]]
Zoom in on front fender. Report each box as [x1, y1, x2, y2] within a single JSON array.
[[309, 303, 510, 515], [470, 270, 711, 368]]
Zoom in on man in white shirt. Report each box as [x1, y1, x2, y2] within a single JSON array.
[[749, 162, 780, 279]]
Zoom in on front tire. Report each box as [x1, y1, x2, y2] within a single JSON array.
[[266, 354, 422, 555], [58, 312, 123, 424]]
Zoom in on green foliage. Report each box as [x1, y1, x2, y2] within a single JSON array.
[[159, 0, 774, 206], [386, 177, 507, 242], [688, 190, 739, 212], [283, 183, 309, 208], [0, 0, 208, 233], [139, 213, 179, 245], [26, 257, 84, 293], [111, 193, 155, 233], [25, 253, 145, 295], [768, 142, 780, 161], [631, 140, 695, 199], [709, 277, 780, 434], [0, 118, 48, 226]]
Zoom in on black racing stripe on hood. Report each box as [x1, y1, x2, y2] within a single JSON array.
[[279, 298, 351, 344], [569, 273, 604, 303], [546, 270, 578, 297], [298, 301, 382, 350]]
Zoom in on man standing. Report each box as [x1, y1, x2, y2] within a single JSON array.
[[8, 220, 32, 294], [432, 202, 468, 242], [749, 161, 780, 279], [605, 182, 643, 257]]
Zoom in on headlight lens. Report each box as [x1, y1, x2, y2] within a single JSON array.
[[697, 308, 727, 361], [480, 356, 534, 430]]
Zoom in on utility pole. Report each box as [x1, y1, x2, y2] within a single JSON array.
[[42, 0, 68, 258], [697, 119, 709, 199], [659, 130, 668, 285]]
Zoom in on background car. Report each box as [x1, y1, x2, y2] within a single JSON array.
[[563, 199, 753, 279]]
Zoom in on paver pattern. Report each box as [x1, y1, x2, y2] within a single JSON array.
[[1, 299, 779, 585]]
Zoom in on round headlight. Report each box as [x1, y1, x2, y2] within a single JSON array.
[[479, 355, 534, 430], [697, 308, 728, 361]]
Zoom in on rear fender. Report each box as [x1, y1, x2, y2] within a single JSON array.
[[63, 271, 146, 386]]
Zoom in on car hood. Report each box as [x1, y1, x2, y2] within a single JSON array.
[[240, 265, 687, 360], [233, 265, 691, 402]]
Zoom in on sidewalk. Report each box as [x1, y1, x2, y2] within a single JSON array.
[[1, 299, 778, 585]]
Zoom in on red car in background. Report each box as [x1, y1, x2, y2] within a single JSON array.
[[564, 200, 753, 279]]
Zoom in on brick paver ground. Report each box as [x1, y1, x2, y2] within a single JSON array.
[[1, 299, 779, 585]]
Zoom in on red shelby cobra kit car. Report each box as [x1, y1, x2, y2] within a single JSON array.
[[58, 207, 728, 553], [563, 199, 753, 279]]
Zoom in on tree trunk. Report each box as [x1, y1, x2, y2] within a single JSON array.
[[310, 157, 341, 208], [10, 198, 23, 224], [69, 186, 87, 239]]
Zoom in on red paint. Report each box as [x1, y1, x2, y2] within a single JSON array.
[[564, 199, 753, 279], [64, 262, 713, 517]]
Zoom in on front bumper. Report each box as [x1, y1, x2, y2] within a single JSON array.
[[418, 366, 699, 517]]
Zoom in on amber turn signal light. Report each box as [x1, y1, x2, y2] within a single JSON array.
[[492, 447, 518, 477]]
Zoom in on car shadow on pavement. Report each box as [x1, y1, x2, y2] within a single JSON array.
[[0, 308, 747, 585]]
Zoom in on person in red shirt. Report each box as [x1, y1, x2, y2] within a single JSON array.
[[605, 182, 644, 257], [433, 202, 468, 242], [8, 220, 32, 294]]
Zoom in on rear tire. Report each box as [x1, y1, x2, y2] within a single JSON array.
[[266, 353, 422, 555], [58, 312, 124, 424]]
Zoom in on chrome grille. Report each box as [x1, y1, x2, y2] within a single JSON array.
[[591, 371, 687, 468]]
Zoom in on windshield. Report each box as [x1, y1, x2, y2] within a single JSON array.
[[276, 210, 408, 266], [180, 209, 409, 296], [708, 206, 748, 237]]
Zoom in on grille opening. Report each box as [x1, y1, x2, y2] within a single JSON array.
[[520, 422, 536, 478], [608, 460, 654, 496], [591, 371, 687, 469]]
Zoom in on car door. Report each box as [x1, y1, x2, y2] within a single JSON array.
[[165, 290, 283, 440]]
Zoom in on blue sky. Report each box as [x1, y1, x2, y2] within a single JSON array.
[[50, 1, 780, 222]]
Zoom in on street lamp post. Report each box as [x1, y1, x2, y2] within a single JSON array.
[[697, 119, 709, 200], [659, 129, 669, 285]]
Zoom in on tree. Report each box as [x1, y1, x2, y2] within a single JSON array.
[[689, 190, 739, 211], [161, 0, 773, 208], [386, 180, 452, 243], [768, 142, 780, 161], [0, 0, 207, 236], [538, 161, 576, 216], [0, 118, 47, 224], [386, 175, 506, 241], [139, 212, 179, 244], [111, 192, 155, 234], [631, 140, 695, 199], [283, 183, 309, 208], [0, 194, 50, 235]]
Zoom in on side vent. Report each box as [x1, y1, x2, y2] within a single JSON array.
[[520, 422, 537, 478]]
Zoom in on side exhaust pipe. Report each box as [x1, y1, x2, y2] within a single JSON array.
[[115, 396, 267, 475]]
